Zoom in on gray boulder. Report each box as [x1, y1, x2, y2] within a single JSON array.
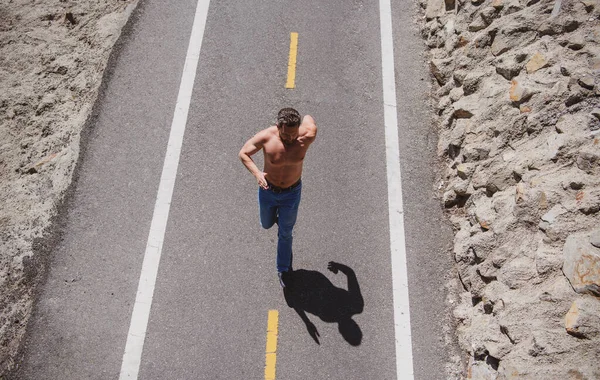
[[499, 256, 538, 289], [425, 0, 446, 20], [562, 233, 600, 296], [565, 296, 600, 339], [494, 52, 527, 80]]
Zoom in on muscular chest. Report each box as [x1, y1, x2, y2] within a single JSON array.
[[264, 141, 307, 166]]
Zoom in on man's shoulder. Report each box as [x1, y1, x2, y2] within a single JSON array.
[[255, 126, 277, 141], [302, 115, 317, 131]]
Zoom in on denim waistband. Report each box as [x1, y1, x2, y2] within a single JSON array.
[[266, 178, 301, 193]]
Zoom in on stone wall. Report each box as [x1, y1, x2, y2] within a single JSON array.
[[419, 0, 600, 377]]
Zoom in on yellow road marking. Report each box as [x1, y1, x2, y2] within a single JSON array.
[[264, 310, 279, 380], [285, 33, 298, 89]]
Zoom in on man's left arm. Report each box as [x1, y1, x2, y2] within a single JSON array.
[[302, 115, 317, 143]]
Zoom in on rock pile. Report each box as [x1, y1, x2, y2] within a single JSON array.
[[420, 0, 600, 377]]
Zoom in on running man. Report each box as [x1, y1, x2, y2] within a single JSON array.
[[238, 108, 317, 287]]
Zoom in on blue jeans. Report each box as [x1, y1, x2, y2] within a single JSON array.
[[258, 181, 302, 272]]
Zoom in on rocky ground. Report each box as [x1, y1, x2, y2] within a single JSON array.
[[420, 0, 600, 377], [0, 0, 137, 375]]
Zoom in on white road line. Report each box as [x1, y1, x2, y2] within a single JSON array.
[[118, 1, 211, 378], [378, 0, 415, 379]]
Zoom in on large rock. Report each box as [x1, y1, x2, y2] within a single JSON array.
[[444, 18, 456, 37], [481, 280, 509, 314], [525, 52, 550, 73], [425, 0, 446, 20], [470, 314, 514, 359], [491, 24, 536, 56], [469, 231, 497, 262], [546, 133, 566, 161], [430, 58, 455, 85], [468, 359, 498, 379], [469, 17, 488, 32], [565, 296, 600, 339], [491, 33, 512, 56], [471, 158, 518, 195], [500, 0, 523, 14], [462, 143, 491, 162], [554, 114, 590, 135], [457, 162, 476, 179], [493, 114, 528, 146], [491, 0, 504, 8], [455, 226, 476, 277], [480, 6, 499, 24], [499, 256, 537, 289], [562, 233, 600, 296], [494, 53, 526, 80], [450, 118, 468, 146], [591, 229, 600, 248], [576, 189, 600, 215], [452, 177, 471, 196], [509, 79, 535, 104], [576, 150, 600, 175], [540, 204, 567, 224], [535, 246, 563, 276], [450, 86, 465, 102], [463, 71, 485, 95], [577, 74, 595, 90], [538, 17, 580, 36], [566, 32, 586, 50], [453, 95, 480, 119]]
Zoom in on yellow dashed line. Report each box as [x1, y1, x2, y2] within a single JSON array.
[[264, 310, 279, 380], [285, 33, 298, 89]]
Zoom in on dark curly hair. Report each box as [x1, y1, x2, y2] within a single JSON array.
[[276, 108, 301, 128]]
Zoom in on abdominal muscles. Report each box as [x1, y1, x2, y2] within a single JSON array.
[[263, 139, 306, 187], [265, 161, 303, 187]]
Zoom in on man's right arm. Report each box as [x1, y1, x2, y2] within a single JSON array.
[[239, 130, 269, 189]]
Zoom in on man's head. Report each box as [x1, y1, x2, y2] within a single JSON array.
[[276, 108, 301, 145]]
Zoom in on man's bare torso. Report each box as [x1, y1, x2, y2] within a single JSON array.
[[239, 114, 317, 190], [263, 125, 313, 188]]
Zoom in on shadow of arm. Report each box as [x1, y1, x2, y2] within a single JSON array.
[[294, 306, 320, 345], [333, 263, 364, 313]]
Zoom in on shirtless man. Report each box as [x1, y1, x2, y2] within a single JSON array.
[[239, 108, 317, 288]]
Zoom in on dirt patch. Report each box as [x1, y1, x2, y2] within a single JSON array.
[[0, 0, 137, 374]]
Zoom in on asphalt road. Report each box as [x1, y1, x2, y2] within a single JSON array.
[[14, 0, 456, 379]]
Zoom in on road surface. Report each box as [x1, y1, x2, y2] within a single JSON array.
[[14, 0, 457, 379]]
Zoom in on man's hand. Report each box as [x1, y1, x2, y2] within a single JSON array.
[[328, 261, 350, 274], [256, 172, 269, 190], [305, 321, 320, 345], [327, 261, 339, 274]]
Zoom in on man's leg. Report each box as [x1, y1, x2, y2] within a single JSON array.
[[258, 187, 277, 229], [276, 184, 302, 273]]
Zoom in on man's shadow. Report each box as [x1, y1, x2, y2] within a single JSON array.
[[283, 262, 364, 346]]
